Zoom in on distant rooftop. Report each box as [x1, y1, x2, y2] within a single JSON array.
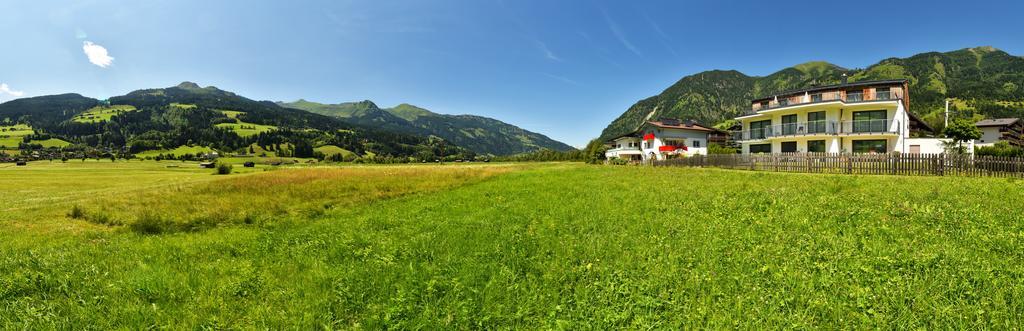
[[645, 119, 715, 132], [976, 118, 1021, 127], [752, 79, 908, 102]]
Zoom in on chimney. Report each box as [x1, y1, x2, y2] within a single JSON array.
[[841, 73, 848, 85]]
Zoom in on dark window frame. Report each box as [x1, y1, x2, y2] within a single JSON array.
[[749, 120, 771, 139], [807, 140, 826, 153], [852, 139, 888, 154], [852, 110, 887, 133], [807, 111, 827, 133], [781, 141, 797, 153], [749, 143, 771, 154], [781, 114, 798, 135]]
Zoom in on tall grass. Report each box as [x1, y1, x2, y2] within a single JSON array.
[[71, 165, 520, 233]]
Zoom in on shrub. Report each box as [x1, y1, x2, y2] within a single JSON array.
[[975, 141, 1024, 157], [130, 212, 172, 235], [67, 205, 85, 219], [708, 143, 739, 154], [216, 163, 233, 175], [608, 158, 631, 165]]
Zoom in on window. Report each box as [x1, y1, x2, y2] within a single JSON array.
[[749, 120, 771, 139], [807, 140, 826, 153], [664, 139, 685, 148], [852, 110, 887, 133], [811, 93, 823, 102], [847, 89, 864, 102], [749, 144, 771, 154], [781, 141, 797, 153], [852, 140, 887, 153], [782, 114, 798, 135], [759, 101, 769, 110], [876, 87, 891, 100], [693, 140, 701, 148], [807, 111, 826, 133]]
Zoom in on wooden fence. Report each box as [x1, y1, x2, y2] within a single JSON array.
[[652, 153, 1024, 177]]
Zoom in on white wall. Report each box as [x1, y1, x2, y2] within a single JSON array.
[[905, 138, 973, 154], [975, 127, 1003, 145], [639, 127, 709, 160]]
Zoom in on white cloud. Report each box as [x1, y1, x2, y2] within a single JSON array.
[[600, 8, 643, 58], [82, 41, 114, 68], [0, 83, 25, 98], [534, 40, 562, 62]]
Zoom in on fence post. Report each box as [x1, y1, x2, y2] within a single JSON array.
[[846, 154, 852, 174], [938, 154, 945, 176]]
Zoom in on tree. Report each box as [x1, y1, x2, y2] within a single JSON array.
[[582, 138, 608, 164], [942, 118, 982, 154]]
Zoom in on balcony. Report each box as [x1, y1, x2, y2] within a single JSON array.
[[732, 119, 896, 141], [841, 119, 896, 135], [751, 88, 904, 112], [658, 145, 687, 152], [607, 146, 641, 152]]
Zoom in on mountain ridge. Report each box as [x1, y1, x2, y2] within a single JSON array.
[[279, 100, 574, 155]]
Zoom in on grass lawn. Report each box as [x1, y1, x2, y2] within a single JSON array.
[[1, 163, 1023, 328], [314, 144, 356, 158], [30, 138, 71, 148], [170, 103, 198, 109], [135, 145, 216, 158], [72, 105, 137, 123], [0, 124, 34, 148], [216, 110, 277, 137]]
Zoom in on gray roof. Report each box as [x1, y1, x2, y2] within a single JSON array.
[[751, 79, 908, 102], [976, 118, 1021, 127]]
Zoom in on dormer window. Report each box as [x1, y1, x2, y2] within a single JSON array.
[[847, 89, 864, 102], [876, 87, 891, 100]]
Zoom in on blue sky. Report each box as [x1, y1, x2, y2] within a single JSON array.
[[2, 0, 1023, 147]]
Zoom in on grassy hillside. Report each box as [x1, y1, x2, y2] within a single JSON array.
[[2, 162, 1023, 328], [601, 46, 1024, 140], [214, 110, 277, 137], [72, 105, 138, 123], [280, 100, 575, 155]]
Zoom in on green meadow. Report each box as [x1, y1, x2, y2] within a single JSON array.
[[1, 161, 1023, 328], [216, 110, 277, 137], [134, 145, 216, 158], [71, 105, 138, 123], [0, 124, 71, 149]]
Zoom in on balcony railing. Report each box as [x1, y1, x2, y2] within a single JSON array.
[[842, 119, 895, 134], [732, 119, 896, 141], [752, 88, 904, 112]]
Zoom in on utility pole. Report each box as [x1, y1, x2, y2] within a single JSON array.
[[944, 99, 950, 128]]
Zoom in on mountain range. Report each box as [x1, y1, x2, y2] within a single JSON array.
[[600, 46, 1024, 140], [0, 82, 573, 159], [278, 100, 573, 155]]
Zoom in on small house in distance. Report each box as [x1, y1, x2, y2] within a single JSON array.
[[975, 118, 1023, 147], [606, 118, 716, 162], [199, 162, 216, 169]]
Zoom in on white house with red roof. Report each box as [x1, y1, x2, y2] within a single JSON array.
[[606, 119, 715, 161]]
